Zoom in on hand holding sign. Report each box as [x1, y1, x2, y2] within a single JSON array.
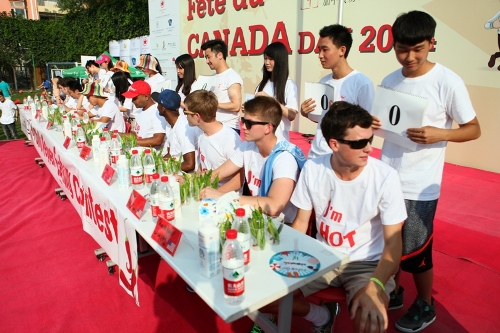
[[304, 82, 335, 123], [371, 86, 428, 151]]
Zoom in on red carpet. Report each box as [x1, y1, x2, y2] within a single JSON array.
[[1, 137, 499, 333]]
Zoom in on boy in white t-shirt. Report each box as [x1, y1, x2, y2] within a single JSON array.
[[200, 96, 305, 223], [122, 80, 167, 150], [200, 39, 243, 134], [157, 89, 200, 172], [300, 24, 375, 159], [184, 90, 242, 187], [82, 82, 125, 133], [258, 101, 406, 333], [376, 11, 481, 333]]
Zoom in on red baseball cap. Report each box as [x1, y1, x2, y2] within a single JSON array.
[[122, 80, 151, 98]]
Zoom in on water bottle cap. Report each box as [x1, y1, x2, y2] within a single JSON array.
[[152, 173, 160, 179], [112, 134, 117, 138], [100, 137, 106, 141], [103, 128, 108, 131], [77, 124, 81, 127], [145, 148, 151, 154], [132, 149, 138, 154], [113, 129, 118, 133], [226, 229, 237, 240], [235, 208, 245, 217], [161, 176, 169, 182]]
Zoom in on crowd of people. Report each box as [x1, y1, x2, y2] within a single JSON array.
[[6, 10, 481, 333]]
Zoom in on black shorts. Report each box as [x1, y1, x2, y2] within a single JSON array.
[[400, 199, 438, 274]]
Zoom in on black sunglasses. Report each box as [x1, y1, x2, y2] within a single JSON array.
[[335, 135, 374, 149], [241, 117, 271, 129]]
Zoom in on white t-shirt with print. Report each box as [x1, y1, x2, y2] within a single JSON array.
[[380, 63, 477, 201], [291, 155, 407, 262], [99, 99, 126, 132], [213, 68, 243, 129], [133, 103, 168, 149], [166, 116, 201, 168], [230, 140, 300, 222], [0, 99, 17, 124], [308, 70, 374, 159], [198, 124, 242, 172], [256, 78, 298, 141]]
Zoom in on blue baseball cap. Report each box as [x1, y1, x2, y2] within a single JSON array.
[[158, 89, 181, 111]]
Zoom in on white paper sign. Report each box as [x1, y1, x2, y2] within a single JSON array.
[[154, 79, 172, 93], [304, 82, 335, 120], [191, 75, 216, 92], [109, 40, 120, 57], [371, 86, 428, 151]]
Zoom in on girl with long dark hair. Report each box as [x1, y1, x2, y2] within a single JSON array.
[[255, 42, 298, 140], [175, 54, 196, 106]]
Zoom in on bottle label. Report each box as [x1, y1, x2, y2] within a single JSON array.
[[110, 150, 120, 164], [77, 140, 85, 149], [223, 267, 244, 297], [237, 234, 251, 266], [144, 166, 156, 183], [162, 207, 175, 222]]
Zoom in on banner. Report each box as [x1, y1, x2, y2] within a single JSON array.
[[29, 118, 140, 305]]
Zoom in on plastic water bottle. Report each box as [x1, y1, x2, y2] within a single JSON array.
[[23, 97, 27, 110], [222, 229, 244, 305], [76, 124, 86, 151], [63, 115, 72, 138], [92, 135, 100, 166], [159, 176, 175, 222], [71, 113, 78, 137], [98, 137, 110, 169], [232, 208, 250, 270], [58, 101, 65, 114], [109, 134, 121, 167], [130, 149, 144, 190], [168, 175, 182, 218], [82, 110, 90, 124], [41, 100, 48, 121], [198, 219, 221, 278], [143, 148, 156, 188], [117, 155, 130, 189], [150, 173, 161, 221], [113, 129, 122, 147]]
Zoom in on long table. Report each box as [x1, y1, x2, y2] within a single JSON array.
[[26, 113, 349, 332]]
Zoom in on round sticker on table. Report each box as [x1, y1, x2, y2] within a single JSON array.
[[269, 251, 320, 278]]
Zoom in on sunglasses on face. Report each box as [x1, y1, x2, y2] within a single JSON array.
[[336, 135, 374, 149], [241, 117, 272, 129]]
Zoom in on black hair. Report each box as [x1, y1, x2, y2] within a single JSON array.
[[0, 91, 4, 96], [201, 39, 228, 59], [256, 42, 289, 105], [321, 101, 373, 142], [319, 24, 353, 58], [392, 11, 436, 45], [111, 71, 132, 105], [66, 79, 82, 92], [85, 60, 99, 69], [154, 56, 162, 75], [175, 54, 196, 96]]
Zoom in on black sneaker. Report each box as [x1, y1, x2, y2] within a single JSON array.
[[312, 302, 341, 333], [186, 284, 195, 293], [395, 297, 436, 332], [389, 286, 404, 310]]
